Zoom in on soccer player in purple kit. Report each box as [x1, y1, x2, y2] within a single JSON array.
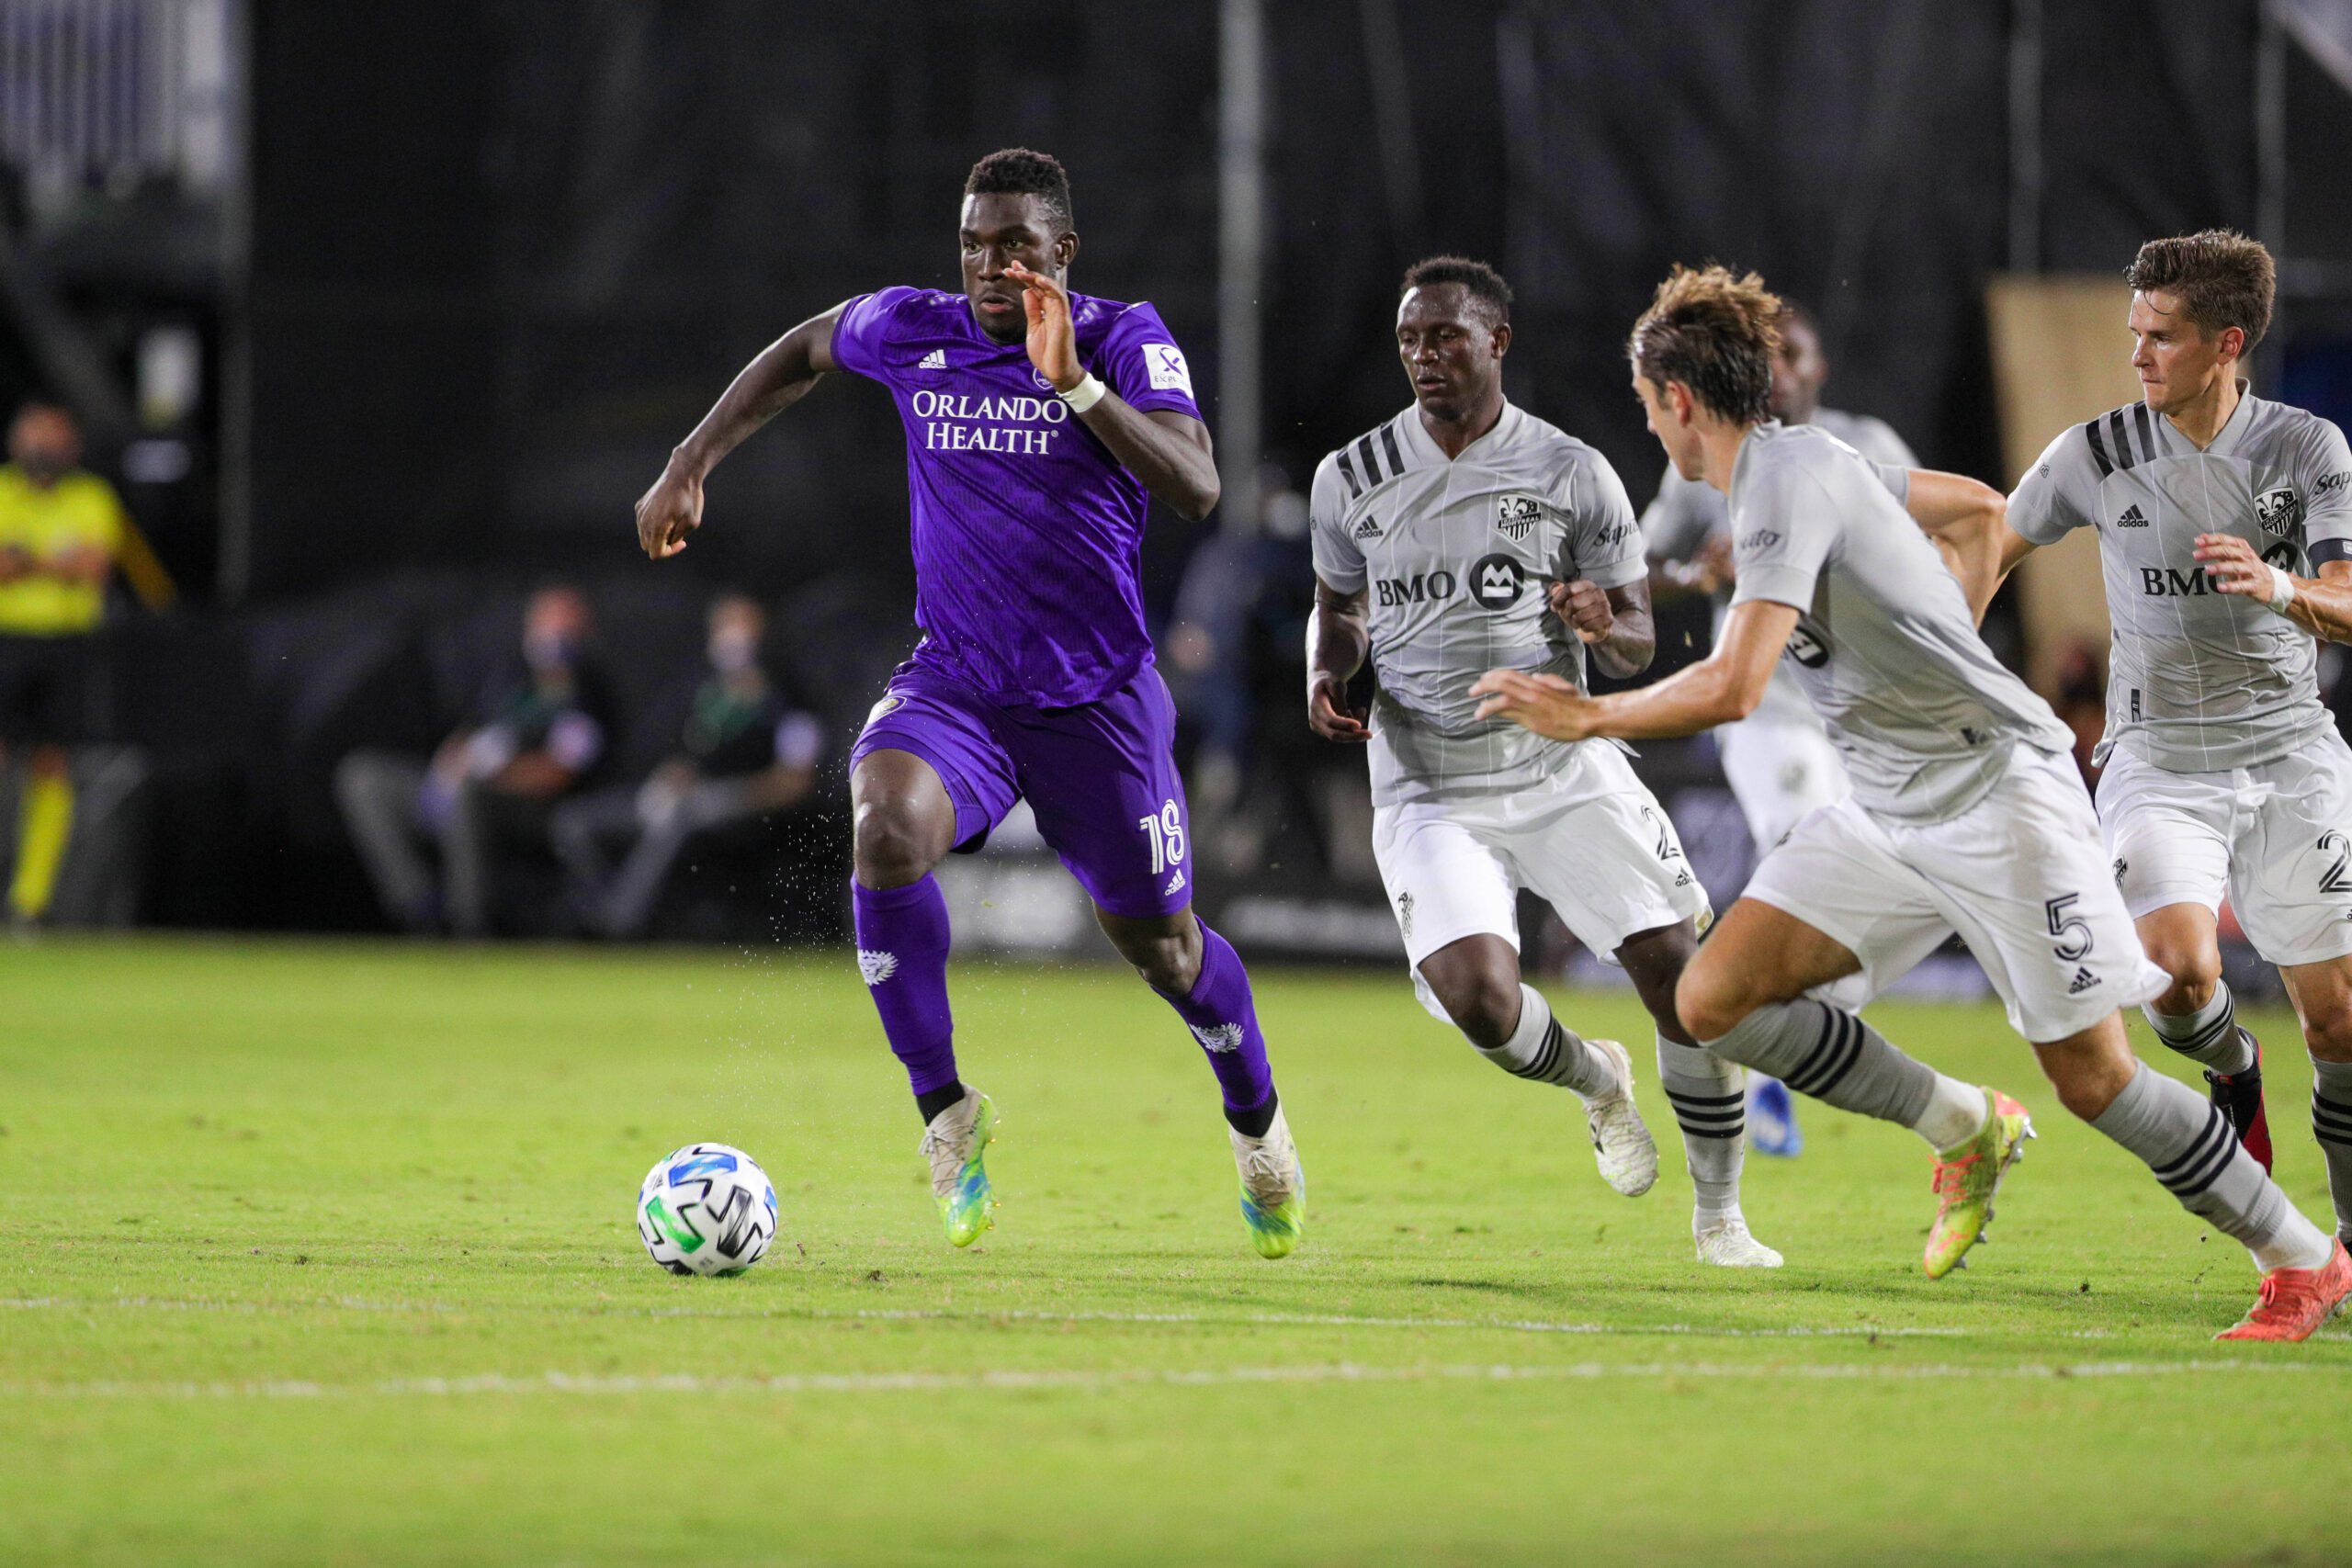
[[633, 149, 1305, 1258]]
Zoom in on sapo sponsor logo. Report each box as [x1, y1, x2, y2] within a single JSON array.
[[2316, 471, 2349, 499], [1739, 529, 1781, 551]]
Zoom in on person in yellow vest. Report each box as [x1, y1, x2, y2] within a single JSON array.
[[0, 402, 173, 923]]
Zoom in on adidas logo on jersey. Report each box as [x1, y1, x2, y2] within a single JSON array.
[[918, 349, 948, 370], [2114, 504, 2149, 528], [1164, 868, 1187, 897], [2067, 966, 2100, 996], [1352, 514, 1384, 540]]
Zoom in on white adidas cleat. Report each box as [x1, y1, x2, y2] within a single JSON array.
[[1581, 1037, 1658, 1197], [1695, 1215, 1784, 1268]]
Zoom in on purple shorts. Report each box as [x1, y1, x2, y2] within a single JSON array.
[[851, 661, 1194, 919]]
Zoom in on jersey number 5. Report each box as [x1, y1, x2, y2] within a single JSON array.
[[2044, 894, 2094, 963]]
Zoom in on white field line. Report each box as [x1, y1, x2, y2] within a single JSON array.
[[0, 1298, 1967, 1339], [7, 1296, 2343, 1345], [3, 1359, 2344, 1402]]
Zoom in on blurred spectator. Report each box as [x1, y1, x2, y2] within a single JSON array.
[[549, 592, 823, 938], [335, 585, 614, 936], [1163, 463, 1317, 866], [2051, 637, 2108, 785], [0, 402, 174, 924]]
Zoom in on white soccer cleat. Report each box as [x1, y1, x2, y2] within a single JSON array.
[[1230, 1106, 1305, 1258], [1695, 1215, 1784, 1268], [1581, 1037, 1658, 1198]]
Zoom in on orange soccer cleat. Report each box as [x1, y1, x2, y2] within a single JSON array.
[[2215, 1238, 2352, 1343]]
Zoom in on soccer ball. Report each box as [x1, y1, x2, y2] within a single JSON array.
[[636, 1143, 778, 1277]]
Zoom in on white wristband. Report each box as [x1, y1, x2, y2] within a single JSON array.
[[1057, 372, 1107, 413], [2268, 563, 2298, 615]]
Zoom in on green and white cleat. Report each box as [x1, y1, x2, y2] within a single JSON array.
[[1583, 1038, 1659, 1197], [919, 1089, 998, 1247], [1695, 1215, 1784, 1268], [1923, 1088, 2032, 1279], [1231, 1105, 1305, 1259]]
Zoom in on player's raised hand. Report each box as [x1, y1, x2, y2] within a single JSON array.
[[1470, 667, 1598, 741], [1307, 671, 1372, 743], [2193, 532, 2278, 603], [635, 465, 704, 560], [1004, 260, 1081, 391], [1549, 578, 1615, 644]]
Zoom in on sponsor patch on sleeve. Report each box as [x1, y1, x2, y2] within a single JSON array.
[[1143, 343, 1193, 396]]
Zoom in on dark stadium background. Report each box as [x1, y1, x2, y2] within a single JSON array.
[[8, 0, 2352, 944]]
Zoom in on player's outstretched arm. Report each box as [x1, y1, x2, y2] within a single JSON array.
[[1897, 469, 2031, 625], [2197, 536, 2352, 641], [1471, 599, 1795, 743], [1005, 261, 1220, 520], [633, 303, 851, 560], [1306, 577, 1372, 742]]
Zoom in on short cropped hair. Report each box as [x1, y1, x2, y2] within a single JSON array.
[[1400, 255, 1513, 327], [965, 147, 1074, 233], [1627, 265, 1783, 424], [2126, 230, 2275, 352]]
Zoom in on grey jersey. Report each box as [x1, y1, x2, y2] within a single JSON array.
[[2008, 388, 2352, 773], [1310, 401, 1645, 807], [1729, 422, 2075, 822], [1645, 407, 1917, 726]]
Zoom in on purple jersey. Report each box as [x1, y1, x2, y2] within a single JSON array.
[[830, 286, 1205, 706]]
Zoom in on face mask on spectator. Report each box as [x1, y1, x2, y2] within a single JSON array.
[[524, 631, 578, 671], [17, 446, 72, 484], [709, 629, 759, 675]]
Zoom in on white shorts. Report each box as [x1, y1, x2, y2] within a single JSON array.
[[1743, 747, 2166, 1043], [2098, 738, 2352, 968], [1718, 713, 1849, 853], [1373, 743, 1711, 1023]]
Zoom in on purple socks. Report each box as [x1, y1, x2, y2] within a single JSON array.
[[1153, 921, 1276, 1122], [853, 875, 960, 1098], [854, 879, 1275, 1129]]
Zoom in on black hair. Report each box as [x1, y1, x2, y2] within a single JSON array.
[[1400, 255, 1514, 327], [964, 147, 1074, 233]]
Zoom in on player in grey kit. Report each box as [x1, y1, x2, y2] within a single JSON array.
[[1307, 257, 1778, 1266], [1642, 303, 1918, 1158], [1474, 263, 2348, 1339], [1937, 231, 2352, 1274]]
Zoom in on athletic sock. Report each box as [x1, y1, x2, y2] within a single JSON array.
[[915, 1082, 968, 1126], [2143, 981, 2256, 1076], [1471, 984, 1613, 1099], [852, 875, 960, 1102], [1701, 998, 1982, 1149], [2091, 1061, 2335, 1272], [2312, 1058, 2352, 1248], [1150, 921, 1276, 1125], [6, 768, 73, 921], [1657, 1034, 1745, 1227]]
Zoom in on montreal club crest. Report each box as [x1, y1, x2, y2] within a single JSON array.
[[2256, 485, 2303, 537]]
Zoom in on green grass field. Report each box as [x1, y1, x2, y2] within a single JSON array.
[[3, 936, 2346, 1567]]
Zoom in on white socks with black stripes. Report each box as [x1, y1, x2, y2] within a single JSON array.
[[1473, 984, 1614, 1100], [2091, 1060, 2333, 1272], [2143, 982, 2256, 1075], [1656, 1035, 1747, 1227], [1698, 998, 1984, 1150]]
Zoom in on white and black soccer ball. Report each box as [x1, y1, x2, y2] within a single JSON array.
[[636, 1143, 778, 1277]]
